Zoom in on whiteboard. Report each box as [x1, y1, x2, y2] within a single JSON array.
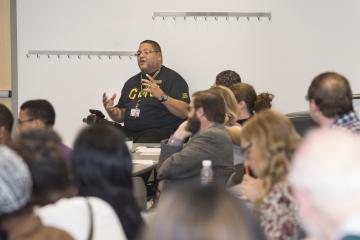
[[17, 0, 360, 145]]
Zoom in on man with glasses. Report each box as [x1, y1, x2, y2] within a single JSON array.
[[17, 99, 72, 159], [103, 40, 190, 142]]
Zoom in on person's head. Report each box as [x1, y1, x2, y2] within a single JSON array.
[[210, 85, 238, 126], [306, 72, 353, 124], [17, 99, 55, 133], [0, 145, 32, 217], [72, 124, 133, 196], [215, 70, 241, 87], [11, 129, 75, 206], [72, 124, 141, 240], [137, 40, 163, 74], [230, 83, 274, 117], [143, 185, 264, 240], [290, 129, 360, 239], [240, 109, 300, 194], [0, 104, 14, 145], [187, 90, 226, 133]]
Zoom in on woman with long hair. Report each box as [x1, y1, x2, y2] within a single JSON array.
[[238, 109, 300, 240], [72, 125, 143, 240]]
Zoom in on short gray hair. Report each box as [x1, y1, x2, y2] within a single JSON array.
[[290, 128, 360, 211]]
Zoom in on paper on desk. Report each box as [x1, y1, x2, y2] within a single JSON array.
[[136, 146, 161, 153], [139, 152, 159, 156], [133, 159, 154, 165]]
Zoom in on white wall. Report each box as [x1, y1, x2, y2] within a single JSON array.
[[17, 0, 360, 145]]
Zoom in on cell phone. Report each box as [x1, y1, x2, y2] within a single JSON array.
[[89, 109, 105, 118]]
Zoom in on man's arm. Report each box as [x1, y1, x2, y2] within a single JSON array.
[[102, 93, 125, 123], [161, 97, 189, 119], [142, 76, 189, 119]]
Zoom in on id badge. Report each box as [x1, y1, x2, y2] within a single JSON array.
[[130, 108, 140, 118]]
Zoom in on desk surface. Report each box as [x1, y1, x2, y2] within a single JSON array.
[[132, 143, 161, 176]]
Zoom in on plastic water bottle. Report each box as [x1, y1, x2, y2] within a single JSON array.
[[200, 160, 214, 185]]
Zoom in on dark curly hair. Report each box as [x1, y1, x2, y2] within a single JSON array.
[[215, 70, 241, 87]]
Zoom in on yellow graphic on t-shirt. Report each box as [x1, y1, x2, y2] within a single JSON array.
[[128, 88, 152, 100], [182, 92, 189, 99]]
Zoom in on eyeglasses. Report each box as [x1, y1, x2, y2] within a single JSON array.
[[17, 118, 35, 125], [135, 50, 159, 57], [240, 143, 252, 155]]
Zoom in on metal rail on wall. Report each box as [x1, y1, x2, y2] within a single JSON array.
[[26, 50, 137, 60], [152, 12, 272, 21]]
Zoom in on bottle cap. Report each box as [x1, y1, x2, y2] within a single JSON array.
[[202, 160, 212, 167]]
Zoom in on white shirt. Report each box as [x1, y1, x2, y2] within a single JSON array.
[[35, 196, 126, 240]]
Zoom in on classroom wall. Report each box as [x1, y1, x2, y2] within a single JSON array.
[[16, 0, 360, 145]]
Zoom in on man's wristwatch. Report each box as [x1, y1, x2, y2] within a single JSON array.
[[159, 94, 169, 102]]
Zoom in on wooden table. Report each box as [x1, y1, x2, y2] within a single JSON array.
[[132, 143, 160, 176]]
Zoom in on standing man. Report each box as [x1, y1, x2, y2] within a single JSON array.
[[103, 40, 190, 143], [157, 90, 235, 192], [306, 71, 360, 134]]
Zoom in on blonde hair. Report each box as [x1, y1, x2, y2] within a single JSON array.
[[210, 85, 238, 126], [241, 109, 300, 195]]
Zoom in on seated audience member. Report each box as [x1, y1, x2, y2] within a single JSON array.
[[0, 145, 73, 240], [157, 90, 235, 191], [17, 99, 72, 159], [236, 109, 301, 240], [142, 185, 265, 240], [290, 129, 360, 240], [72, 125, 143, 240], [229, 83, 273, 126], [209, 86, 244, 174], [0, 104, 13, 145], [210, 85, 239, 127], [229, 83, 273, 145], [12, 129, 126, 240], [306, 71, 360, 134], [215, 70, 242, 87]]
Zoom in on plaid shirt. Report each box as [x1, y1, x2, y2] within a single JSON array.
[[331, 111, 360, 134]]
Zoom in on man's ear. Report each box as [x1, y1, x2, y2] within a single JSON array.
[[196, 107, 205, 118], [0, 126, 9, 145], [0, 126, 5, 139], [309, 99, 319, 112]]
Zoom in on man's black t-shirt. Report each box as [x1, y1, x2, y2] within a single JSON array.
[[117, 66, 190, 132]]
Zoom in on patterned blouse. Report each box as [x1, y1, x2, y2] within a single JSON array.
[[257, 180, 299, 240]]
